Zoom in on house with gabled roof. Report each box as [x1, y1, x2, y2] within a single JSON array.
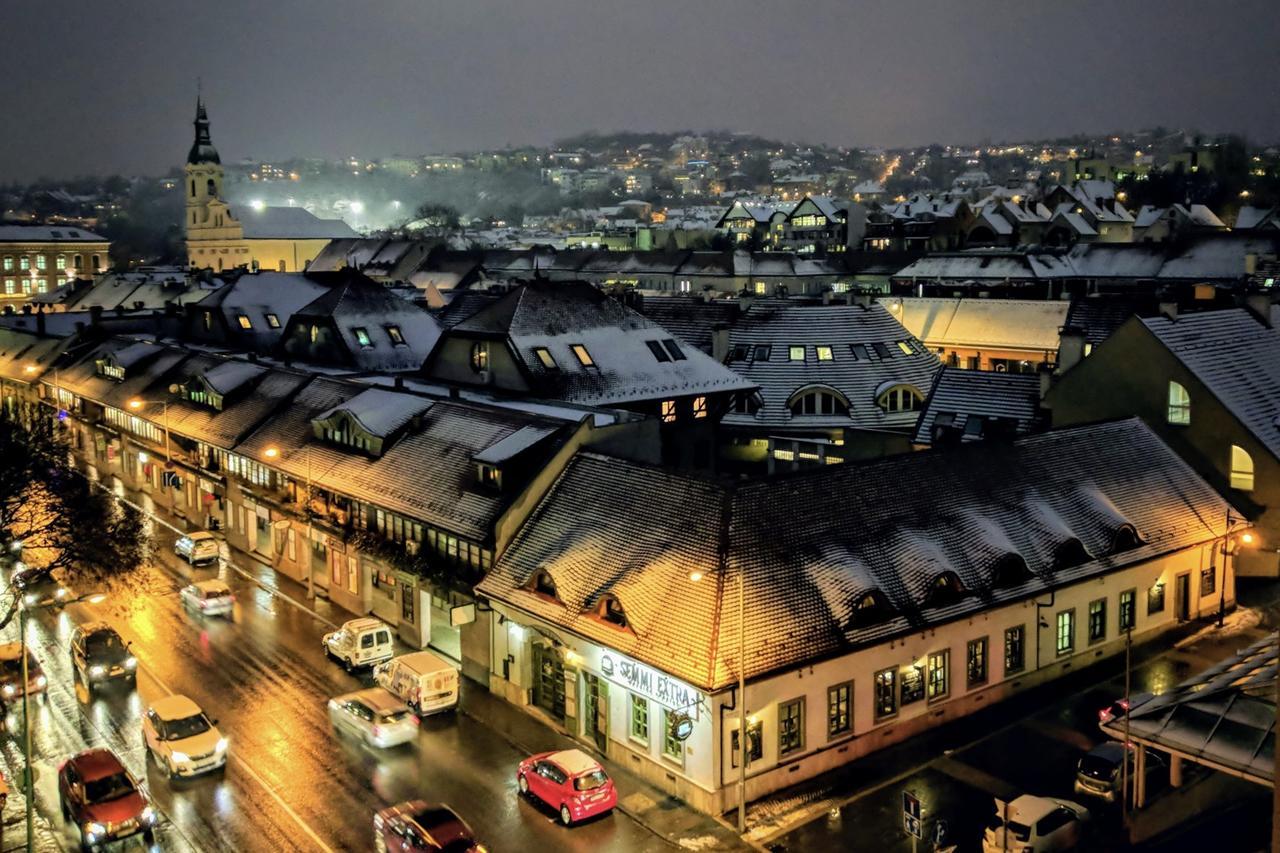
[[477, 419, 1235, 814], [1046, 304, 1280, 576]]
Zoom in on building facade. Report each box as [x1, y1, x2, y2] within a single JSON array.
[[0, 225, 108, 304]]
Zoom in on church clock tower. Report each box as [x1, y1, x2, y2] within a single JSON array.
[[184, 99, 244, 269]]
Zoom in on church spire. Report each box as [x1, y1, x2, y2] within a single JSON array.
[[187, 95, 221, 165]]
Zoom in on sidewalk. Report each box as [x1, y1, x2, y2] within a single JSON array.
[[459, 682, 750, 852]]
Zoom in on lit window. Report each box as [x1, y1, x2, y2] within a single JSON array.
[[661, 400, 676, 423], [897, 341, 913, 355], [35, 255, 46, 271], [692, 396, 707, 419], [1004, 625, 1025, 675], [789, 346, 805, 362], [265, 313, 280, 329], [1, 257, 10, 271], [753, 281, 766, 295], [927, 650, 949, 699], [1230, 445, 1255, 490], [571, 344, 595, 367], [470, 342, 489, 372], [815, 346, 833, 361], [55, 255, 66, 270], [352, 327, 373, 348], [3, 279, 13, 295], [236, 314, 253, 330], [1167, 381, 1190, 425], [385, 325, 405, 345], [878, 385, 922, 412], [533, 347, 557, 369], [966, 638, 987, 687], [309, 324, 319, 344], [1119, 589, 1136, 631], [874, 668, 897, 718], [827, 682, 851, 738], [19, 257, 29, 271], [1088, 599, 1106, 643], [778, 697, 804, 754], [1056, 609, 1075, 656]]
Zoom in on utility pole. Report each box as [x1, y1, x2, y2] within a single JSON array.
[[1121, 625, 1132, 836]]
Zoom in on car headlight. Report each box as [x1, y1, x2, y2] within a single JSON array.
[[34, 675, 46, 688], [141, 806, 156, 825], [2, 685, 13, 697], [89, 665, 105, 677], [171, 751, 189, 764], [216, 737, 229, 753], [22, 594, 35, 605], [54, 588, 68, 599], [124, 656, 138, 669], [86, 821, 106, 836]]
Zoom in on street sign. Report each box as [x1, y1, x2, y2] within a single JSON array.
[[902, 790, 922, 839]]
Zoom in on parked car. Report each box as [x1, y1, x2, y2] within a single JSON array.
[[323, 617, 395, 671], [373, 800, 485, 852], [69, 622, 136, 694], [328, 687, 418, 748], [174, 531, 219, 565], [516, 748, 618, 826], [1097, 692, 1153, 725], [58, 748, 156, 850], [0, 642, 46, 701], [374, 651, 458, 715], [142, 694, 229, 779], [179, 579, 235, 617], [983, 795, 1090, 852], [1074, 741, 1166, 803], [13, 567, 69, 608]]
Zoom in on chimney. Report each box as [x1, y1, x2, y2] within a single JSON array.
[[36, 308, 45, 336], [89, 305, 103, 326], [848, 289, 874, 309], [822, 289, 834, 305], [394, 375, 405, 389], [1056, 324, 1088, 375], [1158, 294, 1178, 321], [738, 290, 754, 312], [711, 324, 731, 363]]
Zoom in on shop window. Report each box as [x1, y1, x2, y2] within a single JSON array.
[[900, 664, 925, 705], [629, 694, 649, 743], [1004, 625, 1025, 675], [927, 650, 949, 700], [966, 638, 987, 687], [1056, 609, 1075, 656], [730, 719, 763, 767], [874, 668, 897, 718], [778, 697, 804, 755], [827, 682, 851, 738]]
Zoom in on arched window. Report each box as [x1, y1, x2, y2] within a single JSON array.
[[991, 554, 1031, 588], [849, 591, 894, 628], [530, 570, 558, 600], [1167, 381, 1191, 425], [1230, 445, 1255, 491], [788, 387, 849, 417], [924, 573, 964, 607], [1111, 524, 1140, 553], [207, 178, 216, 197], [878, 385, 922, 412], [1052, 538, 1090, 571], [597, 595, 628, 629]]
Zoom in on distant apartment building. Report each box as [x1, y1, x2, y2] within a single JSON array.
[[0, 224, 109, 303]]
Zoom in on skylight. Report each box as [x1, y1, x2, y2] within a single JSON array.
[[646, 340, 671, 362], [265, 313, 281, 329], [385, 325, 405, 345], [571, 344, 595, 367], [533, 347, 558, 370], [662, 339, 686, 361], [236, 314, 253, 330], [353, 327, 373, 348]]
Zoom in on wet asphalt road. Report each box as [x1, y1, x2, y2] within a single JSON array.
[[3, 478, 667, 852]]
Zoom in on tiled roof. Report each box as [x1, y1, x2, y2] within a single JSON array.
[[1140, 309, 1280, 460], [230, 206, 358, 240], [1064, 296, 1139, 345], [633, 296, 740, 353], [723, 302, 940, 431], [445, 281, 754, 406], [884, 297, 1068, 352], [480, 419, 1233, 691], [913, 367, 1043, 445], [0, 225, 107, 243]]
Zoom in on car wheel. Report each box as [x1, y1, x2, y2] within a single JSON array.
[[559, 804, 573, 826], [342, 656, 353, 673], [518, 774, 529, 795]]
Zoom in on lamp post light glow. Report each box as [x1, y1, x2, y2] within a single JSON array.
[[1219, 511, 1257, 628]]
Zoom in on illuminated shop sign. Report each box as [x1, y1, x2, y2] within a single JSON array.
[[598, 650, 701, 715]]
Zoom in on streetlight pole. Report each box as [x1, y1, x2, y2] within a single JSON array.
[[1218, 510, 1254, 629], [737, 565, 746, 834]]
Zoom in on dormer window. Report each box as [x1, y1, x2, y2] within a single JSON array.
[[265, 313, 281, 329], [531, 570, 558, 600], [477, 462, 500, 489], [878, 385, 922, 412], [236, 314, 253, 330], [789, 346, 805, 362], [353, 327, 373, 349], [925, 573, 965, 607], [571, 344, 595, 368], [470, 342, 489, 372], [96, 361, 125, 381], [597, 595, 628, 629], [385, 325, 405, 346], [533, 347, 558, 370], [752, 345, 771, 362], [815, 346, 833, 361]]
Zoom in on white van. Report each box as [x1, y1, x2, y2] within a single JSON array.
[[174, 531, 219, 566], [323, 618, 395, 671], [374, 651, 458, 715]]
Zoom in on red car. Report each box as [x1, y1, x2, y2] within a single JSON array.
[[373, 801, 484, 852], [516, 748, 617, 826], [58, 748, 156, 851]]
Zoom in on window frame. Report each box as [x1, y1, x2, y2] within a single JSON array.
[[815, 345, 834, 362], [827, 681, 852, 740], [661, 708, 684, 763], [927, 649, 949, 701], [570, 343, 596, 368], [1229, 445, 1255, 491], [352, 327, 373, 349], [629, 693, 649, 744], [265, 313, 281, 329], [532, 346, 558, 370], [1055, 608, 1076, 656], [236, 313, 253, 330], [966, 637, 988, 688], [1119, 589, 1136, 632], [1004, 624, 1025, 675], [874, 667, 897, 720], [788, 345, 806, 362], [385, 324, 405, 346], [778, 697, 805, 756], [1167, 380, 1191, 425], [1088, 598, 1107, 644]]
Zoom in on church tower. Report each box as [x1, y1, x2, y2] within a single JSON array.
[[184, 98, 244, 269]]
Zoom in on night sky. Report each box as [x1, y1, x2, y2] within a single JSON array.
[[5, 0, 1279, 180]]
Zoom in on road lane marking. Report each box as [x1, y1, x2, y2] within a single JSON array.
[[130, 651, 336, 853]]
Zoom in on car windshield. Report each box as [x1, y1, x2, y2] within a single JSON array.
[[986, 815, 1031, 843], [84, 771, 135, 803], [1080, 753, 1120, 777], [202, 589, 229, 599], [164, 713, 211, 740], [574, 770, 609, 791], [85, 633, 126, 659]]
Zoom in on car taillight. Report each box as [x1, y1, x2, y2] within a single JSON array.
[[372, 725, 382, 737], [409, 715, 419, 726]]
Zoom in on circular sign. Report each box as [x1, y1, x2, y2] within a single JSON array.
[[669, 711, 694, 742]]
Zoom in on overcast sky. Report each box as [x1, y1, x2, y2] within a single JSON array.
[[4, 0, 1278, 180]]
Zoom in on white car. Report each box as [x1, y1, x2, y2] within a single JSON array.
[[174, 531, 219, 566], [180, 579, 235, 617], [983, 795, 1090, 852], [328, 687, 418, 748], [142, 694, 229, 779], [323, 618, 395, 671]]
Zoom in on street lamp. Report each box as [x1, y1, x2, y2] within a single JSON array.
[[1218, 510, 1257, 628], [264, 444, 314, 600], [689, 565, 747, 833], [126, 397, 171, 465], [13, 572, 106, 853]]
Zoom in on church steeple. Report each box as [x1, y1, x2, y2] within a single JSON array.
[[187, 97, 221, 165]]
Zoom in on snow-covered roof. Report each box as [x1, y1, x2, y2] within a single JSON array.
[[0, 225, 107, 243], [885, 297, 1069, 352], [199, 360, 267, 396], [230, 205, 358, 240], [913, 368, 1043, 445], [314, 387, 432, 438]]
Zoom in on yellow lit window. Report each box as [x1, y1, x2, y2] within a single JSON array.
[[1230, 445, 1255, 491], [692, 396, 707, 419], [661, 400, 676, 423]]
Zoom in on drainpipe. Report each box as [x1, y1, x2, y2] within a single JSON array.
[[1034, 589, 1056, 671]]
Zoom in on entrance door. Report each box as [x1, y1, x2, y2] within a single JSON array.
[[1175, 572, 1191, 621], [532, 643, 565, 720], [583, 674, 609, 752]]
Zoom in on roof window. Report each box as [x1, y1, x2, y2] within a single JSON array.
[[530, 570, 558, 600], [533, 347, 558, 370], [788, 346, 805, 362], [816, 345, 833, 361], [849, 343, 869, 360], [752, 344, 771, 362], [896, 341, 913, 355], [236, 314, 253, 330], [571, 344, 595, 368], [597, 595, 629, 629], [662, 339, 686, 361], [386, 325, 405, 346], [265, 313, 280, 329], [353, 327, 373, 349], [646, 340, 671, 362]]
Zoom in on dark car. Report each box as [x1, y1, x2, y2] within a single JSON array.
[[0, 642, 46, 701], [58, 748, 156, 850], [1074, 741, 1166, 803], [12, 567, 68, 609], [373, 801, 484, 853], [69, 622, 136, 694]]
